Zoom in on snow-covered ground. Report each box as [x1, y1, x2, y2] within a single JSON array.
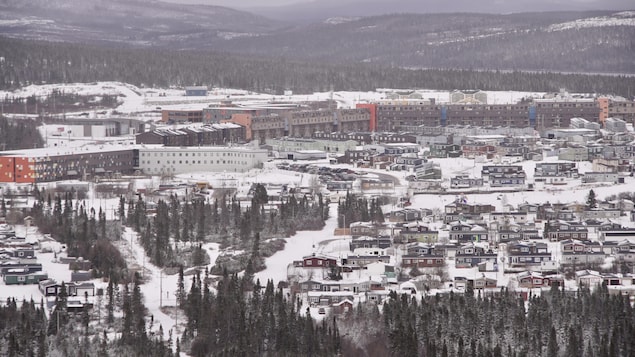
[[547, 11, 635, 31], [254, 203, 340, 284], [0, 81, 564, 121]]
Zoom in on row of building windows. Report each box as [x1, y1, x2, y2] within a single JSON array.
[[140, 160, 249, 165], [141, 152, 256, 158]]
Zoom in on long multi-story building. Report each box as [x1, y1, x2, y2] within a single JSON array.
[[0, 144, 268, 183], [133, 146, 268, 176], [248, 108, 371, 144], [360, 97, 604, 132], [0, 147, 135, 183], [135, 124, 246, 146]]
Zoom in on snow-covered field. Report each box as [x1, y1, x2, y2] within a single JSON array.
[[0, 81, 557, 120], [547, 11, 635, 31]]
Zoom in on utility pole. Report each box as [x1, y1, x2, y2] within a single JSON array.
[[160, 269, 162, 308]]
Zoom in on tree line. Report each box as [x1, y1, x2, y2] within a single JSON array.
[[1, 36, 633, 98], [0, 116, 44, 150], [179, 270, 340, 356], [122, 185, 329, 273], [29, 189, 128, 280], [337, 192, 385, 229], [340, 284, 635, 357]]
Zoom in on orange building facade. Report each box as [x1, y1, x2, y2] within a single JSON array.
[[0, 157, 36, 183], [597, 97, 609, 127], [356, 103, 377, 131], [223, 113, 253, 141]]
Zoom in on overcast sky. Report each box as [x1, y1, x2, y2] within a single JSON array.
[[163, 0, 630, 9], [163, 0, 302, 7]]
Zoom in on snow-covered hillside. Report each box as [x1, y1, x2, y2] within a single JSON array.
[[547, 11, 635, 31]]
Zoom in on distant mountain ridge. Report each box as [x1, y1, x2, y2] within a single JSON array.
[[0, 1, 633, 74], [213, 11, 635, 74], [245, 0, 635, 23], [0, 0, 286, 48]]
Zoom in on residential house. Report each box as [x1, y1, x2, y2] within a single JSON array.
[[414, 162, 442, 180], [518, 203, 539, 214], [397, 223, 439, 243], [401, 243, 444, 268], [3, 271, 48, 285], [614, 239, 635, 263], [580, 208, 621, 220], [575, 270, 604, 288], [429, 143, 462, 158], [393, 156, 425, 171], [349, 236, 392, 251], [496, 227, 541, 244], [508, 242, 552, 268], [387, 208, 425, 222], [444, 202, 495, 224], [558, 146, 589, 161], [449, 222, 489, 243], [450, 175, 484, 189], [342, 255, 390, 268], [38, 280, 95, 298], [360, 178, 395, 192], [332, 299, 354, 315], [583, 219, 621, 234], [481, 165, 527, 187], [296, 254, 338, 268], [455, 244, 498, 269], [490, 211, 529, 226], [0, 248, 35, 259], [349, 222, 393, 238], [39, 279, 63, 297], [471, 276, 498, 290], [0, 263, 42, 275], [350, 222, 380, 239], [489, 172, 526, 188], [534, 162, 579, 179], [561, 251, 606, 266], [545, 221, 589, 241], [582, 172, 620, 184], [517, 271, 552, 288], [461, 143, 496, 159], [307, 292, 355, 306], [405, 243, 437, 256]]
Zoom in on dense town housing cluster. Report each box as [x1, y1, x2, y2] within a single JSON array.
[[1, 84, 635, 356]]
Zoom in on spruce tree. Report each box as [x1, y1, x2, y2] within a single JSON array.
[[586, 189, 597, 209]]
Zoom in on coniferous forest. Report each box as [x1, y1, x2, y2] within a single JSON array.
[[0, 116, 44, 150], [2, 276, 635, 356], [1, 36, 633, 98]]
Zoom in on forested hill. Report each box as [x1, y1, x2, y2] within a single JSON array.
[[1, 37, 633, 98], [1, 4, 634, 74], [215, 11, 635, 74], [0, 0, 286, 49]]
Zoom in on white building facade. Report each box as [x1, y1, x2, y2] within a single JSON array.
[[135, 146, 268, 175]]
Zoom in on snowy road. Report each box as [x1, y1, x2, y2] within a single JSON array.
[[254, 203, 340, 284]]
